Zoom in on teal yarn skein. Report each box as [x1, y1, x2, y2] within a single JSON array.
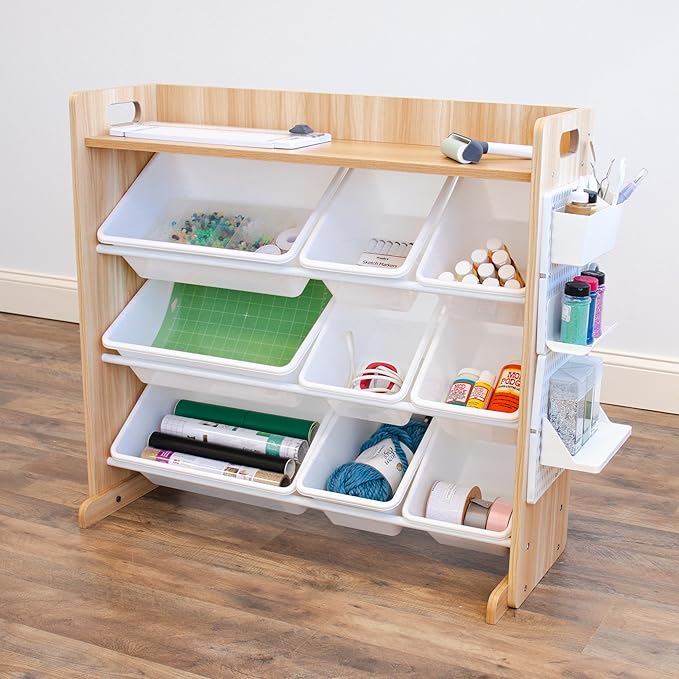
[[326, 420, 428, 501]]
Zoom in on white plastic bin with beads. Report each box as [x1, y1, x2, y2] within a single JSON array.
[[402, 420, 515, 551], [296, 413, 435, 535], [298, 294, 440, 424], [108, 385, 332, 514], [97, 153, 346, 296]]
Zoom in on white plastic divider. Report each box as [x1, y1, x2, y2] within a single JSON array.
[[551, 201, 624, 267], [402, 420, 514, 551], [298, 294, 440, 425], [541, 409, 631, 473], [410, 300, 523, 425], [299, 170, 454, 296], [102, 279, 333, 380], [296, 413, 436, 536], [97, 153, 346, 296], [110, 385, 331, 514], [416, 178, 530, 301]]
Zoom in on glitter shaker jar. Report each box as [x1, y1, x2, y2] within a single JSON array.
[[573, 275, 599, 344], [581, 269, 606, 339], [560, 281, 591, 345]]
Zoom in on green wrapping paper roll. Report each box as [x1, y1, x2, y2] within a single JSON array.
[[173, 400, 319, 442]]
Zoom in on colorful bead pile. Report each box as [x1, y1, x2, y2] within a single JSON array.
[[168, 212, 276, 252]]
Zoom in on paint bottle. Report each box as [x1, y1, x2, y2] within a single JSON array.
[[477, 262, 497, 281], [486, 237, 504, 255], [471, 248, 490, 269], [560, 281, 591, 345], [492, 249, 511, 268], [573, 275, 599, 344], [488, 364, 521, 413], [453, 260, 474, 281], [482, 277, 500, 287], [581, 269, 605, 338], [445, 368, 481, 406], [466, 371, 496, 409], [564, 188, 597, 215], [497, 264, 517, 285]]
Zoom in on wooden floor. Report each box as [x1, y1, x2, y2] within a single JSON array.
[[0, 313, 677, 679]]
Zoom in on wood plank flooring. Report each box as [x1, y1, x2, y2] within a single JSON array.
[[0, 312, 677, 678]]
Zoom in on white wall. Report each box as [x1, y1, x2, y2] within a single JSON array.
[[1, 1, 677, 408]]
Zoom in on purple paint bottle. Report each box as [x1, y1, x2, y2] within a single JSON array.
[[581, 269, 605, 339]]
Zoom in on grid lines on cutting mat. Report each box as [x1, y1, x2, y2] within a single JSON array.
[[152, 280, 331, 366]]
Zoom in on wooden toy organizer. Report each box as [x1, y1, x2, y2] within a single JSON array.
[[71, 84, 622, 624]]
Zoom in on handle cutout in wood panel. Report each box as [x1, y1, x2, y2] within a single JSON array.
[[107, 101, 141, 126], [559, 129, 579, 157]]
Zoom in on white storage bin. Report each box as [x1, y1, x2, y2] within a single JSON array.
[[102, 279, 334, 380], [296, 414, 434, 535], [109, 385, 331, 514], [411, 302, 523, 424], [402, 420, 515, 548], [102, 353, 308, 408], [298, 294, 439, 425], [97, 153, 345, 296], [416, 178, 530, 301], [551, 202, 623, 266], [300, 169, 453, 280]]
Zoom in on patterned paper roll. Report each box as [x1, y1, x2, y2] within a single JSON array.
[[141, 447, 290, 487], [425, 482, 481, 524], [174, 400, 319, 442], [486, 498, 513, 532]]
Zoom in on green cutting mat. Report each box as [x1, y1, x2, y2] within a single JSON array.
[[152, 280, 332, 367]]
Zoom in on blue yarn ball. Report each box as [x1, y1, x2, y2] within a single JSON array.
[[326, 420, 428, 501]]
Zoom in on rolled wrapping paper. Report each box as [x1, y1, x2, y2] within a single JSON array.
[[147, 432, 296, 477], [173, 400, 319, 443], [161, 414, 307, 461], [463, 498, 493, 529], [486, 498, 513, 532], [141, 447, 290, 487], [425, 482, 481, 524], [275, 227, 300, 252]]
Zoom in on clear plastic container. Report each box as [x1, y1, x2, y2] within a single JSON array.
[[548, 360, 597, 455]]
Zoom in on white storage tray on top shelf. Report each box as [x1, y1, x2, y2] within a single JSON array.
[[296, 413, 435, 536], [411, 301, 523, 425], [551, 201, 623, 266], [300, 169, 454, 309], [416, 178, 530, 302], [298, 294, 439, 425], [402, 420, 515, 553], [97, 153, 345, 296], [108, 385, 331, 514], [102, 279, 333, 380]]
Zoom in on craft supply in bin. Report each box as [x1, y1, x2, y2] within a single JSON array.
[[103, 279, 334, 378], [173, 400, 319, 442]]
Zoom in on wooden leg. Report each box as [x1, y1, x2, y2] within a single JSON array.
[[486, 576, 509, 624], [79, 473, 157, 528]]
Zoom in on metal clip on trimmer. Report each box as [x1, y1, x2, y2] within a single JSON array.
[[441, 132, 533, 164]]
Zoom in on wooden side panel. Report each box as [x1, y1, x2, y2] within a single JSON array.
[[508, 108, 594, 608], [155, 85, 570, 146], [69, 85, 157, 496]]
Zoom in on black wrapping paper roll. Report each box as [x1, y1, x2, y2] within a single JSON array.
[[147, 432, 294, 476]]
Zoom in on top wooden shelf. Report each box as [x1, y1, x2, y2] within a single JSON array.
[[84, 134, 533, 182]]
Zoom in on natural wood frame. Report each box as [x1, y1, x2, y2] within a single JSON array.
[[70, 84, 592, 622]]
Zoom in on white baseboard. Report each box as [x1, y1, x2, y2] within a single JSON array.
[[0, 268, 79, 323], [595, 349, 679, 414]]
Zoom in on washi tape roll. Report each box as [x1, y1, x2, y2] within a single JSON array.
[[173, 400, 319, 442], [275, 228, 300, 252], [425, 482, 481, 524], [463, 497, 493, 529], [486, 498, 513, 532]]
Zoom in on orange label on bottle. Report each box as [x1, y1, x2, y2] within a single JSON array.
[[488, 364, 521, 413]]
